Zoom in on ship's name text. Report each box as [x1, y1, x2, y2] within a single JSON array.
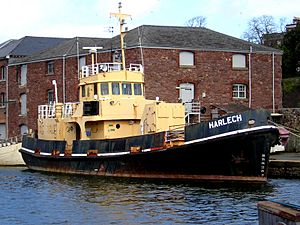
[[208, 114, 242, 129]]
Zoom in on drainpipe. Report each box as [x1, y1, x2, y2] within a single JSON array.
[[5, 58, 9, 139], [76, 37, 80, 80], [62, 54, 66, 103], [272, 52, 275, 113], [52, 80, 58, 103], [248, 46, 252, 108]]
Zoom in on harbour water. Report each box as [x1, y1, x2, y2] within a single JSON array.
[[1, 167, 299, 225]]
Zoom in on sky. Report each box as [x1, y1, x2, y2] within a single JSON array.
[[0, 0, 299, 44]]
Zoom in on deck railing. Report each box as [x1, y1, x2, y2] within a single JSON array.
[[38, 104, 56, 119], [62, 102, 78, 118], [184, 102, 201, 123], [81, 63, 143, 78]]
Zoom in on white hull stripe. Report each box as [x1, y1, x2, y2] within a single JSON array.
[[21, 125, 277, 157], [184, 125, 277, 145]]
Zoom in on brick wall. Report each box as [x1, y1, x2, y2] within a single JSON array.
[[131, 48, 282, 111], [6, 47, 282, 137]]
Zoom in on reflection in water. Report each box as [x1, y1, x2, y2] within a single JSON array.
[[0, 167, 299, 225]]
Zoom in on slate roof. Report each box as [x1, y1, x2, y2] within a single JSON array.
[[10, 37, 111, 64], [121, 25, 282, 53], [0, 36, 69, 60], [9, 25, 281, 64], [0, 39, 21, 58]]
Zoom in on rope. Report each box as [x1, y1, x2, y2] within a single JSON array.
[[268, 120, 300, 138]]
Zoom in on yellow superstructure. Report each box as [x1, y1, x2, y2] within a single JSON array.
[[36, 5, 185, 150]]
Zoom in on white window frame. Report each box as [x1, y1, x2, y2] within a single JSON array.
[[79, 56, 86, 69], [232, 54, 246, 68], [179, 51, 194, 66], [20, 93, 27, 115], [0, 66, 6, 80], [0, 92, 5, 107], [233, 84, 247, 99], [20, 65, 27, 85], [47, 61, 54, 74], [48, 90, 54, 104]]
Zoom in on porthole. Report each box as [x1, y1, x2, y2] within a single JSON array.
[[116, 124, 120, 129]]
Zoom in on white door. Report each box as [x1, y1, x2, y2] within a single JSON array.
[[179, 83, 194, 103], [0, 123, 6, 139]]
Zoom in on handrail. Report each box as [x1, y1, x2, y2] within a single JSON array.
[[81, 63, 143, 78], [0, 135, 23, 147], [38, 104, 56, 119]]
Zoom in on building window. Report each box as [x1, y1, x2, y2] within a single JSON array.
[[112, 83, 120, 95], [101, 83, 109, 95], [20, 65, 27, 85], [232, 84, 247, 99], [122, 83, 132, 95], [179, 51, 194, 66], [0, 92, 5, 107], [134, 83, 142, 95], [20, 124, 28, 135], [47, 90, 54, 104], [79, 56, 86, 69], [0, 66, 6, 80], [232, 54, 246, 68], [20, 93, 27, 115], [47, 61, 54, 74]]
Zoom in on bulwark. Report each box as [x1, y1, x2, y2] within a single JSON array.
[[209, 114, 242, 129]]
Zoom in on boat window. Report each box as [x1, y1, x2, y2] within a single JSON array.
[[134, 83, 142, 95], [101, 83, 109, 95], [82, 85, 86, 97], [94, 83, 98, 95], [112, 82, 120, 95], [122, 83, 132, 95]]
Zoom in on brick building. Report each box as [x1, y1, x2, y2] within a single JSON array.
[[2, 25, 282, 138], [0, 36, 68, 139]]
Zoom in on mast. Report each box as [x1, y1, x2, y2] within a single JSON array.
[[110, 2, 131, 70]]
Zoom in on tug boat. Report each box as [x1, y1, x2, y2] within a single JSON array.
[[19, 5, 280, 183]]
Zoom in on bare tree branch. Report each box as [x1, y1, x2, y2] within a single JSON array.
[[242, 15, 276, 44], [185, 16, 207, 28]]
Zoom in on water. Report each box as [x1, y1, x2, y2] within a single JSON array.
[[1, 167, 299, 225]]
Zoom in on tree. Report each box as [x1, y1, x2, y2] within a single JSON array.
[[242, 15, 277, 44], [185, 16, 207, 28], [282, 25, 300, 78]]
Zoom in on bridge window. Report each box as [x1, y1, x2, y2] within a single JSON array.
[[82, 85, 86, 97], [112, 83, 120, 95], [122, 83, 132, 95], [101, 83, 109, 95], [134, 83, 142, 95], [94, 83, 98, 95]]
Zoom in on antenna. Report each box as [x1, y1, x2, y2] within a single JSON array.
[[110, 2, 131, 70]]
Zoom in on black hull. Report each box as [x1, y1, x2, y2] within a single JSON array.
[[20, 126, 279, 183]]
